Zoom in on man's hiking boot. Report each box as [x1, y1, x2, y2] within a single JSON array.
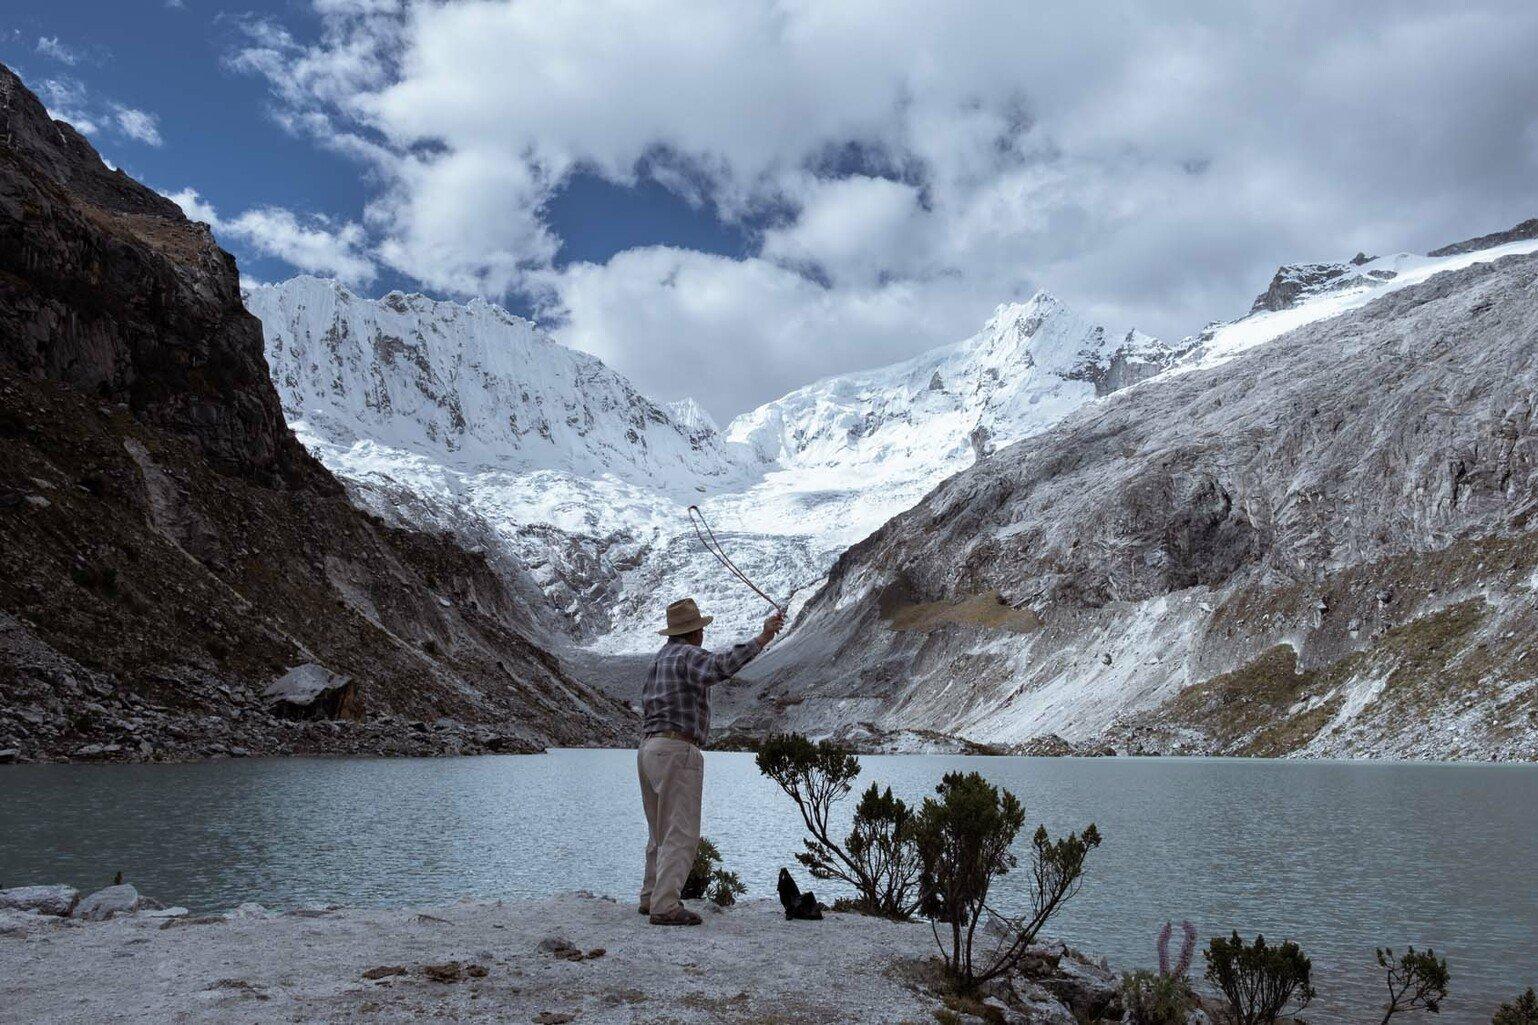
[[648, 907, 702, 926]]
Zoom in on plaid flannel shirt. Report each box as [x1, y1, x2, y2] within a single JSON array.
[[641, 638, 763, 746]]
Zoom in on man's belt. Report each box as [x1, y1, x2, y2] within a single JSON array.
[[644, 729, 699, 746]]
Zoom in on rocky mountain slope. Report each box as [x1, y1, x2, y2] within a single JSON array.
[[735, 243, 1538, 760], [256, 277, 742, 485], [0, 63, 631, 763], [249, 281, 1187, 661]]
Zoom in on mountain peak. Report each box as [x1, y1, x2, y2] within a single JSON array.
[[249, 277, 741, 485], [976, 292, 1077, 358], [989, 290, 1064, 325], [665, 397, 720, 438]]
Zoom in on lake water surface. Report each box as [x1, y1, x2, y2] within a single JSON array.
[[3, 750, 1535, 1023]]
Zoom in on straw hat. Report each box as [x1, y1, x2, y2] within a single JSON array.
[[658, 597, 714, 636]]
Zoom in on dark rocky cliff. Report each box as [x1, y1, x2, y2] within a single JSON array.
[[0, 65, 314, 483], [0, 63, 633, 763]]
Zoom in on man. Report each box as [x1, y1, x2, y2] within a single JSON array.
[[638, 596, 783, 926]]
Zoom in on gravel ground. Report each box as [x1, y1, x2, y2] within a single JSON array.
[[0, 893, 958, 1024]]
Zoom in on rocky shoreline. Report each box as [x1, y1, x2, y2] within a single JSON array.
[[0, 672, 549, 765], [0, 886, 1139, 1024], [0, 713, 546, 765]]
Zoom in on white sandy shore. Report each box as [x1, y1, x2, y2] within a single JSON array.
[[2, 892, 983, 1024]]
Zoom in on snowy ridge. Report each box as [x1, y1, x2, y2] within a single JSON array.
[[729, 293, 1179, 471], [250, 285, 1176, 655], [248, 223, 1538, 670], [738, 235, 1538, 758], [250, 276, 740, 490], [1177, 235, 1538, 370]]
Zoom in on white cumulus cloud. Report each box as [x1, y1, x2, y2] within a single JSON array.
[[112, 106, 162, 146], [38, 78, 99, 135], [36, 76, 167, 149], [228, 0, 1538, 418], [167, 188, 377, 285], [36, 36, 83, 66]]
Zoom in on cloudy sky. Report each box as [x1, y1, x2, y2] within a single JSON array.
[[5, 2, 1538, 420]]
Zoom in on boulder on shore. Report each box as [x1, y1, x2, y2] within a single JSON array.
[[263, 663, 363, 721], [74, 884, 145, 921], [0, 884, 80, 917]]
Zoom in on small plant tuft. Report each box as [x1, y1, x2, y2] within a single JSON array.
[[682, 837, 725, 900], [1124, 970, 1199, 1025], [706, 868, 746, 907], [1124, 920, 1200, 1025]]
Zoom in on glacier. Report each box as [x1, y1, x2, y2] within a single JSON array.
[[248, 281, 1185, 656], [247, 223, 1538, 740]]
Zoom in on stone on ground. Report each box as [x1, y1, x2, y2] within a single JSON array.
[[0, 885, 80, 917], [73, 884, 143, 921]]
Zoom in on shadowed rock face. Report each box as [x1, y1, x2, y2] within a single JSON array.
[[0, 63, 633, 762], [0, 65, 316, 484], [736, 252, 1538, 760]]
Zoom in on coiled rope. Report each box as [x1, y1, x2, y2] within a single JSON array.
[[687, 504, 785, 614]]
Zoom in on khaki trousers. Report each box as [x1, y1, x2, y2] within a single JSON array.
[[637, 736, 704, 915]]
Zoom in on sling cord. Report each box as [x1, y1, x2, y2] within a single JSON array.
[[687, 504, 785, 615]]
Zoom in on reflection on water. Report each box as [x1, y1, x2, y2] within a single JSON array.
[[2, 751, 1535, 1023]]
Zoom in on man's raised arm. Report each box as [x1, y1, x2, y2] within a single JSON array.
[[697, 611, 784, 685]]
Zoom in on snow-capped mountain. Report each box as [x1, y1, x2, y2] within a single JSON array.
[[737, 224, 1538, 760], [247, 282, 1182, 657], [728, 294, 1178, 471], [248, 217, 1538, 738], [0, 60, 630, 766], [254, 277, 740, 488]]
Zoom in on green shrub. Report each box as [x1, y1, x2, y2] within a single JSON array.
[[1493, 988, 1538, 1025], [756, 733, 922, 918], [1203, 932, 1315, 1025], [846, 782, 923, 916], [911, 770, 1101, 992], [683, 839, 748, 905], [1376, 947, 1449, 1024], [1123, 970, 1198, 1025], [707, 868, 746, 907], [681, 837, 724, 900]]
